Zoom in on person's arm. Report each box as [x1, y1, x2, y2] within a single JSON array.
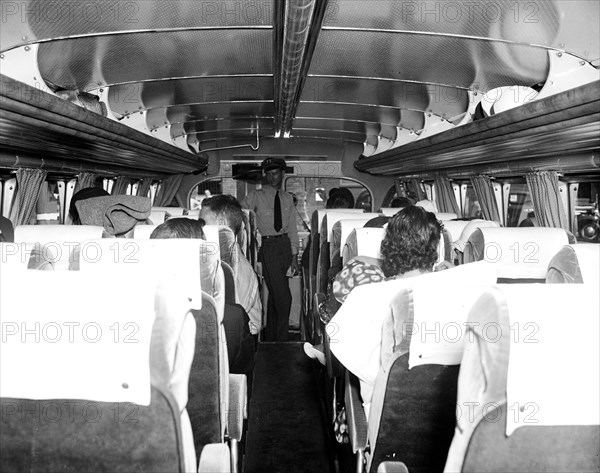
[[287, 193, 299, 274]]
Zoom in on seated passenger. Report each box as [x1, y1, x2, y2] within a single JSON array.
[[328, 207, 456, 413], [305, 207, 450, 363], [199, 194, 263, 335], [150, 217, 255, 376]]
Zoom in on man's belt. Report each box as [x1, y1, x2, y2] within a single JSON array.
[[262, 233, 288, 240]]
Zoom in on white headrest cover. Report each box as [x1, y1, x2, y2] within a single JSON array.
[[501, 284, 599, 435], [435, 212, 457, 221], [415, 200, 438, 213], [473, 227, 569, 278], [327, 213, 378, 242], [0, 242, 32, 270], [443, 220, 470, 243], [408, 284, 494, 368], [0, 270, 155, 405], [78, 239, 203, 310], [133, 224, 158, 239], [14, 224, 104, 244], [317, 208, 363, 232], [149, 210, 166, 225], [454, 219, 499, 252], [152, 207, 185, 217], [380, 208, 400, 217], [338, 219, 374, 248], [343, 227, 386, 262], [571, 244, 600, 287]]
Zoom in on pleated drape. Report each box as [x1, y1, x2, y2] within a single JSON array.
[[154, 174, 184, 207], [137, 178, 152, 198], [410, 179, 426, 201], [525, 171, 569, 230], [111, 176, 131, 195], [9, 168, 48, 225], [434, 177, 460, 215], [470, 175, 501, 223], [73, 172, 97, 193]]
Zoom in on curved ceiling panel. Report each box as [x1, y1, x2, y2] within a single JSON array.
[[146, 102, 274, 130], [108, 76, 274, 116], [310, 30, 548, 90], [1, 0, 273, 52], [37, 30, 272, 90], [322, 0, 599, 61], [300, 76, 469, 119]]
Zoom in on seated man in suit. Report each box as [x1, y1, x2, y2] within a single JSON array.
[[150, 217, 255, 376], [199, 194, 263, 336]]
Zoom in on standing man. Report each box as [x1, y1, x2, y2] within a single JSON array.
[[241, 157, 299, 342]]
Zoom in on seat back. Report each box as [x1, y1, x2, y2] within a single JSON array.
[[342, 227, 386, 263], [546, 243, 600, 286], [13, 224, 104, 269], [0, 242, 33, 271], [133, 223, 158, 239], [0, 269, 188, 473], [367, 283, 495, 473], [152, 206, 185, 217], [446, 284, 600, 473], [149, 210, 167, 224], [464, 227, 570, 281]]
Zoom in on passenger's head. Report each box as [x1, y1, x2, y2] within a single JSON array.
[[150, 217, 205, 240], [326, 188, 354, 209], [69, 187, 109, 224], [199, 194, 244, 235], [380, 206, 442, 277], [390, 197, 413, 208]]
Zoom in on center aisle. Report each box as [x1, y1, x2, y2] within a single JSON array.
[[243, 342, 334, 473]]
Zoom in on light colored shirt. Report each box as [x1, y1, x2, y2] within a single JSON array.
[[232, 244, 263, 334], [241, 186, 299, 254]]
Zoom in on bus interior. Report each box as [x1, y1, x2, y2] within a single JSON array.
[[1, 1, 599, 472]]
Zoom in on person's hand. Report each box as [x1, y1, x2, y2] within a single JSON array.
[[434, 261, 455, 272], [290, 256, 300, 276]]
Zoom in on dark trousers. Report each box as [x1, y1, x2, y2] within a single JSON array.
[[259, 236, 292, 342]]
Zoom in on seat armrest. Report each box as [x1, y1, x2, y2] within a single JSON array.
[[345, 370, 368, 454], [198, 443, 231, 473], [377, 461, 409, 473], [227, 374, 247, 441]]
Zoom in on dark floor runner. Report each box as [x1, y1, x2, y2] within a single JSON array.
[[243, 343, 333, 473]]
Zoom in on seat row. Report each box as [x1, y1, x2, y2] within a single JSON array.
[[1, 231, 249, 472]]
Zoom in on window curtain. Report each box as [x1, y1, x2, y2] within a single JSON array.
[[73, 172, 97, 193], [410, 179, 426, 201], [525, 171, 569, 230], [154, 174, 184, 207], [434, 177, 460, 215], [111, 176, 131, 195], [9, 168, 48, 225], [137, 178, 152, 198], [470, 175, 501, 223]]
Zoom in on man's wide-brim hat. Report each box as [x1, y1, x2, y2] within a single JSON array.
[[261, 157, 286, 172]]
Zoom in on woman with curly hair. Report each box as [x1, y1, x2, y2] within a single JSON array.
[[380, 205, 443, 278]]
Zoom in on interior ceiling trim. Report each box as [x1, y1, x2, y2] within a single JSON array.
[[3, 26, 274, 54], [355, 81, 600, 175], [309, 74, 471, 90], [322, 26, 561, 51], [0, 74, 205, 174]]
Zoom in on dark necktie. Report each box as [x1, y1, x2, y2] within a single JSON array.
[[274, 191, 282, 232]]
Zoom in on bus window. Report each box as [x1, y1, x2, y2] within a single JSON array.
[[575, 180, 600, 243], [462, 185, 484, 219], [506, 183, 535, 227], [190, 179, 223, 209], [284, 177, 371, 233]]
